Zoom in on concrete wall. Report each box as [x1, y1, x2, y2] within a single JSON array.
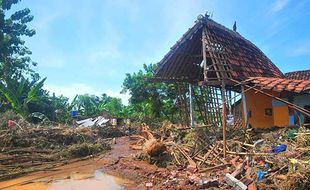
[[273, 105, 289, 127], [242, 90, 309, 128], [244, 89, 275, 128]]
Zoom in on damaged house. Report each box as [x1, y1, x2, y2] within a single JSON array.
[[244, 76, 309, 128], [153, 13, 310, 155]]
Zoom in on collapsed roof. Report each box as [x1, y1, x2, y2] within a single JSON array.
[[154, 15, 284, 83]]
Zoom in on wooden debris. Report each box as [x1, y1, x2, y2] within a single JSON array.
[[199, 163, 231, 173], [227, 151, 273, 156], [129, 122, 310, 190], [143, 138, 167, 156]]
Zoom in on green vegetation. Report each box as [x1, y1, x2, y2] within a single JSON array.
[[122, 64, 183, 123], [0, 0, 193, 125]]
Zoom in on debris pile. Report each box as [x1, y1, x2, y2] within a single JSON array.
[[131, 122, 310, 189], [0, 124, 126, 180], [76, 116, 109, 127]]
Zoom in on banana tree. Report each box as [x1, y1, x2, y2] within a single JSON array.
[[0, 77, 46, 116], [71, 94, 101, 117]]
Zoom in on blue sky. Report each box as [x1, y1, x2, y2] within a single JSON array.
[[14, 0, 310, 104]]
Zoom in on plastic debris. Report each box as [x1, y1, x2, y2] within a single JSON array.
[[270, 144, 287, 153], [7, 120, 14, 128], [253, 139, 264, 147], [256, 170, 265, 181], [287, 129, 297, 140]]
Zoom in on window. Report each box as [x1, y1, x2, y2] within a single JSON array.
[[265, 108, 272, 116]]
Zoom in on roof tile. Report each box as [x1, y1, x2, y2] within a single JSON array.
[[247, 77, 310, 93], [285, 70, 310, 80]]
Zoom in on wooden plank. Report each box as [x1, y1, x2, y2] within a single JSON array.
[[199, 163, 231, 173]]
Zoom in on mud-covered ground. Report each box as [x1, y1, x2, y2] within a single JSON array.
[[2, 125, 309, 190], [0, 125, 124, 181], [0, 136, 199, 190]]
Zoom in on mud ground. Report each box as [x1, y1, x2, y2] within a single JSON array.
[[0, 136, 198, 190], [101, 136, 199, 189]]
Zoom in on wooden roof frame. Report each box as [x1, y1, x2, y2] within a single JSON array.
[[154, 14, 284, 86]]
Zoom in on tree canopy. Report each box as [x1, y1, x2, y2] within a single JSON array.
[[122, 64, 184, 123], [0, 0, 37, 82], [0, 0, 193, 125]]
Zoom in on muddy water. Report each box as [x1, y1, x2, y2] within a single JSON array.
[[0, 159, 134, 190]]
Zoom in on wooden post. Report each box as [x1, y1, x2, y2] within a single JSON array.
[[221, 81, 227, 158], [228, 90, 232, 115], [189, 83, 195, 128], [202, 27, 208, 81], [241, 85, 248, 129]]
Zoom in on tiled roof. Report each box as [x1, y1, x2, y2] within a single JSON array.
[[246, 77, 310, 93], [154, 15, 283, 83], [285, 70, 310, 80]]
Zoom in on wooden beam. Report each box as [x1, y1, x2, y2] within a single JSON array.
[[202, 27, 208, 81], [146, 77, 199, 83], [241, 85, 248, 129], [189, 83, 195, 128], [199, 163, 231, 173], [198, 80, 234, 86], [221, 81, 227, 158]]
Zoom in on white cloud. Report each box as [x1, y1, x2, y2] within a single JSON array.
[[45, 83, 101, 102], [106, 89, 130, 106], [270, 0, 290, 13]]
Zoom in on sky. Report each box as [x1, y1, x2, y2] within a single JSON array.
[[13, 0, 310, 104]]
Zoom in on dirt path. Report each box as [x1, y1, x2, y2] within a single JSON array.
[[101, 137, 162, 189], [100, 137, 196, 189]]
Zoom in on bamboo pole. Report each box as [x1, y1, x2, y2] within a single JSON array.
[[227, 151, 274, 156], [189, 83, 194, 128], [221, 81, 227, 158], [241, 85, 248, 129], [202, 27, 208, 81]]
